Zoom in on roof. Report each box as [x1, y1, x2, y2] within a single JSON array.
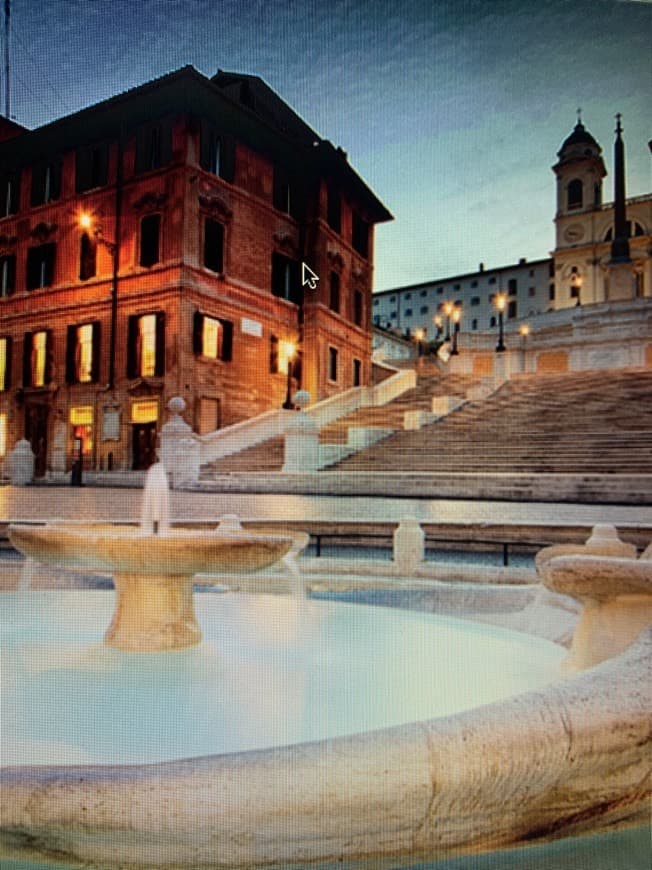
[[557, 121, 602, 158], [0, 66, 392, 223]]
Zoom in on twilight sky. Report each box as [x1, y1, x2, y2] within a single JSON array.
[[6, 0, 652, 291]]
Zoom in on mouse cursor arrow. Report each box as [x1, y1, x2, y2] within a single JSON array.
[[301, 262, 320, 290]]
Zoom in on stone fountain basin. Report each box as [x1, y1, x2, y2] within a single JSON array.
[[8, 523, 296, 576]]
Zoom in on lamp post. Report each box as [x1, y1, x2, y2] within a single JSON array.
[[519, 323, 530, 371], [79, 212, 118, 388], [450, 307, 461, 355], [282, 342, 296, 410], [443, 301, 453, 341], [433, 315, 443, 340], [494, 292, 507, 353]]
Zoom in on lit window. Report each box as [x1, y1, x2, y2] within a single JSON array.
[[31, 331, 47, 387], [0, 412, 6, 457], [140, 314, 157, 377], [77, 324, 94, 382], [66, 322, 100, 384], [193, 312, 233, 362], [0, 337, 10, 390], [279, 340, 295, 375]]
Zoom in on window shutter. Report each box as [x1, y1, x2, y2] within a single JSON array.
[[220, 319, 233, 362], [193, 311, 204, 355], [91, 321, 101, 383], [65, 325, 77, 384], [126, 315, 138, 378], [44, 331, 54, 384], [22, 333, 32, 387], [154, 312, 166, 376]]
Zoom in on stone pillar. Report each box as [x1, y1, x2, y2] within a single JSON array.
[[393, 519, 425, 573], [9, 439, 35, 486], [282, 391, 319, 473], [159, 397, 200, 488]]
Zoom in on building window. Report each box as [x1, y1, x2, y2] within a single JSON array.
[[269, 335, 279, 373], [327, 186, 341, 233], [66, 322, 100, 384], [420, 289, 427, 297], [31, 160, 62, 206], [75, 143, 108, 192], [528, 286, 536, 297], [471, 280, 478, 288], [549, 283, 555, 301], [405, 293, 411, 300], [329, 271, 340, 313], [79, 233, 97, 281], [354, 289, 363, 326], [508, 300, 517, 319], [453, 283, 460, 291], [488, 276, 496, 285], [548, 261, 555, 277], [351, 212, 369, 258], [471, 318, 478, 330], [353, 358, 362, 386], [471, 296, 480, 306], [373, 298, 379, 307], [436, 287, 443, 294], [273, 167, 300, 218], [127, 312, 165, 378], [0, 171, 21, 216], [420, 305, 428, 315], [0, 254, 16, 297], [328, 346, 338, 382], [508, 278, 517, 295], [0, 337, 11, 390], [193, 312, 232, 361], [135, 122, 172, 174], [271, 252, 301, 304], [390, 310, 397, 319], [140, 214, 160, 267], [0, 412, 6, 457], [203, 218, 224, 273], [490, 316, 496, 328], [23, 330, 52, 387], [199, 122, 235, 182], [567, 178, 583, 210], [26, 243, 56, 290]]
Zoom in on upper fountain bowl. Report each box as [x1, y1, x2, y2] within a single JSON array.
[[8, 522, 297, 576]]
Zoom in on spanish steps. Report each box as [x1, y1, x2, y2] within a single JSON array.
[[201, 366, 652, 477]]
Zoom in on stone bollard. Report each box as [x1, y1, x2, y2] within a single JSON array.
[[282, 391, 319, 473], [159, 397, 200, 488], [393, 518, 425, 573], [9, 439, 35, 486]]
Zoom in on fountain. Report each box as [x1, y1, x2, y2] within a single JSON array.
[[7, 462, 297, 651], [1, 501, 650, 866]]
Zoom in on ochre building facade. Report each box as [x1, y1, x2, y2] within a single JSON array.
[[0, 67, 391, 475]]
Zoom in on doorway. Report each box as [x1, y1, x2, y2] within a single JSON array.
[[25, 403, 49, 478], [132, 422, 157, 470]]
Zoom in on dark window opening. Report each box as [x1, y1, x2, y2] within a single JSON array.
[[507, 300, 517, 319], [353, 358, 362, 387], [79, 233, 97, 281], [31, 160, 62, 206], [1, 171, 20, 217], [140, 214, 160, 267], [269, 335, 279, 373], [328, 346, 338, 382], [354, 290, 363, 326], [327, 186, 341, 232], [0, 254, 16, 297], [549, 283, 555, 300], [271, 253, 301, 304], [273, 167, 300, 219], [352, 212, 369, 258], [508, 278, 517, 295], [135, 122, 172, 174], [203, 218, 224, 273], [26, 243, 56, 290], [76, 143, 108, 192], [199, 122, 235, 182], [567, 178, 583, 210]]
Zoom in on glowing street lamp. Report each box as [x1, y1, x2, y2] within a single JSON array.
[[494, 292, 507, 353], [433, 315, 443, 340], [443, 301, 454, 341], [414, 328, 425, 357], [450, 307, 462, 355]]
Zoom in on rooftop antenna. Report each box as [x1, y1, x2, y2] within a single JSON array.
[[3, 0, 9, 118]]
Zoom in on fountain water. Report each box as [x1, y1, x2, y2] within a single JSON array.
[[139, 461, 170, 535], [1, 506, 650, 868]]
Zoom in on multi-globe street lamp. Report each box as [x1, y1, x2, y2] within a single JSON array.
[[450, 307, 462, 355], [443, 301, 454, 341], [494, 292, 507, 353]]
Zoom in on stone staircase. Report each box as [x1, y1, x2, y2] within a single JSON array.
[[331, 368, 652, 475]]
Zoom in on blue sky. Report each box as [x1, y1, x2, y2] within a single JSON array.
[[6, 0, 652, 290]]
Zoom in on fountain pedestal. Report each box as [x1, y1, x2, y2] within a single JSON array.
[[106, 572, 202, 652]]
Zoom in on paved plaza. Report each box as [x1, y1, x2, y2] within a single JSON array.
[[1, 483, 651, 528]]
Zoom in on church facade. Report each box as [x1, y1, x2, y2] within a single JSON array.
[[0, 67, 391, 476]]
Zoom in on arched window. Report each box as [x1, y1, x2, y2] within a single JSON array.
[[603, 221, 645, 242], [79, 233, 96, 281], [567, 179, 583, 210]]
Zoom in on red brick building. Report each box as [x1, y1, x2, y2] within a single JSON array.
[[0, 67, 391, 475]]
